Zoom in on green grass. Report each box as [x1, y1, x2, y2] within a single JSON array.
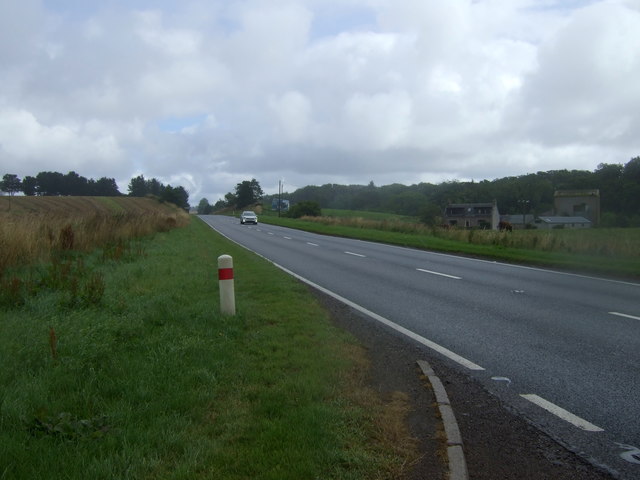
[[261, 208, 416, 222], [0, 218, 415, 479], [322, 209, 417, 222], [259, 214, 640, 278]]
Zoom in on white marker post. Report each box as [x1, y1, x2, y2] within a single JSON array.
[[218, 255, 236, 315]]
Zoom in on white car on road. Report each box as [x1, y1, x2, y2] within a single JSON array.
[[240, 211, 258, 224]]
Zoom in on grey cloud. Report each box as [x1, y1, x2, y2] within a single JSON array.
[[1, 0, 638, 204]]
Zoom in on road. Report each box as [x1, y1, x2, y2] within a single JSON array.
[[200, 215, 640, 479]]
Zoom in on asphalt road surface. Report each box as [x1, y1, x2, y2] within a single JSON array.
[[200, 215, 640, 479]]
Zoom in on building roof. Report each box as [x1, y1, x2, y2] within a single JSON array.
[[501, 214, 535, 224], [538, 216, 592, 224]]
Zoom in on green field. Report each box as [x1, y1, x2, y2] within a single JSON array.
[[258, 210, 640, 279], [321, 209, 418, 222], [0, 211, 418, 479]]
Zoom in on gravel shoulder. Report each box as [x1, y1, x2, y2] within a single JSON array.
[[311, 288, 616, 480]]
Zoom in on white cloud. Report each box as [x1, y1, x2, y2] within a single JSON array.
[[0, 0, 638, 203], [0, 107, 124, 174], [509, 0, 640, 147], [268, 91, 312, 142]]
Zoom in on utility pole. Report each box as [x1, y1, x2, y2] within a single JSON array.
[[278, 180, 282, 217]]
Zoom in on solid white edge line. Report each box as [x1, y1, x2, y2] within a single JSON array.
[[609, 311, 640, 321], [417, 268, 462, 280], [520, 394, 604, 432], [274, 264, 484, 371], [345, 251, 366, 257], [201, 217, 485, 371]]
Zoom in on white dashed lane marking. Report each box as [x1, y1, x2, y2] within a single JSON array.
[[417, 268, 462, 280], [520, 394, 604, 432], [609, 311, 640, 321]]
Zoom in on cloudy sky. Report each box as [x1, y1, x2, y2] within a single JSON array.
[[1, 0, 639, 203]]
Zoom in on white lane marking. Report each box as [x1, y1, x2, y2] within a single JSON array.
[[268, 232, 274, 235], [609, 311, 640, 321], [201, 217, 484, 371], [284, 236, 292, 240], [353, 238, 640, 288], [417, 268, 461, 280], [616, 443, 640, 464], [520, 394, 604, 432], [345, 251, 366, 257], [207, 216, 640, 288], [307, 242, 319, 247], [491, 376, 512, 386], [275, 266, 484, 371]]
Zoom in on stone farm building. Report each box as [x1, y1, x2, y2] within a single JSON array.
[[553, 189, 600, 225], [443, 202, 500, 230]]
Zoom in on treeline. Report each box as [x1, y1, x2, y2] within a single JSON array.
[[199, 178, 264, 214], [1, 171, 120, 197], [1, 171, 190, 210], [263, 157, 640, 227], [127, 175, 189, 210]]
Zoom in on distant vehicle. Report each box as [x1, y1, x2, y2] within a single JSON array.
[[240, 211, 258, 225]]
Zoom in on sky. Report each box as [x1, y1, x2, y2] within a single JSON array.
[[1, 0, 639, 203]]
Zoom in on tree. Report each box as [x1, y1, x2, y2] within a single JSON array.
[[287, 201, 321, 218], [224, 192, 237, 208], [147, 178, 163, 197], [62, 171, 89, 195], [213, 198, 227, 210], [197, 198, 213, 214], [36, 171, 65, 195], [419, 203, 442, 227], [22, 176, 37, 196], [234, 178, 263, 208], [128, 175, 148, 197], [384, 191, 428, 216], [1, 174, 22, 196], [161, 185, 190, 210], [621, 157, 640, 216], [91, 177, 121, 196]]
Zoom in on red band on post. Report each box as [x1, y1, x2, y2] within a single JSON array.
[[218, 268, 234, 280]]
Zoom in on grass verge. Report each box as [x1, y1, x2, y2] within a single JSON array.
[[258, 215, 640, 279], [0, 217, 419, 479]]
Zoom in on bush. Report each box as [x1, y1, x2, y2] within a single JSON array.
[[287, 201, 321, 218]]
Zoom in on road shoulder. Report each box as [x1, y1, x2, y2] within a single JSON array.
[[311, 287, 616, 480]]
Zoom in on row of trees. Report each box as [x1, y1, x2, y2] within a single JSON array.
[[259, 157, 640, 227], [1, 172, 190, 210], [127, 175, 189, 210], [1, 172, 120, 197], [200, 179, 264, 212]]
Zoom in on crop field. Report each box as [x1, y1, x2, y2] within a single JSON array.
[[0, 196, 189, 274]]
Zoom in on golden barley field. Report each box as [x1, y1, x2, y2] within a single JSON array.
[[0, 196, 189, 274]]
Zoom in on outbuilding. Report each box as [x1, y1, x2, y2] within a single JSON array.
[[535, 216, 592, 229]]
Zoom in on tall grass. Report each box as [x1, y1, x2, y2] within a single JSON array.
[[293, 215, 639, 258], [1, 217, 420, 479], [0, 199, 189, 274]]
